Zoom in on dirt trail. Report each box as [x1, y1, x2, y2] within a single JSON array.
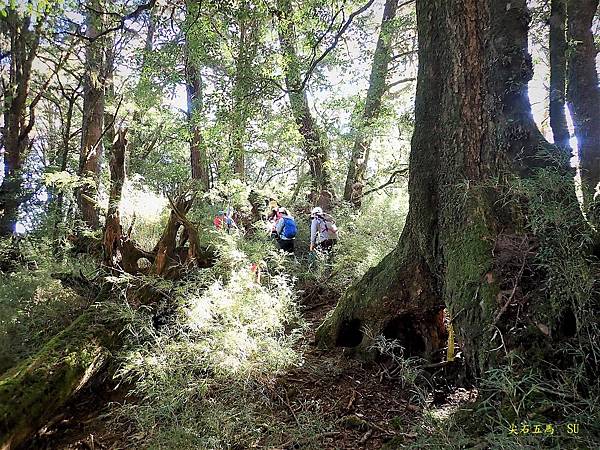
[[257, 288, 424, 450], [24, 282, 454, 450]]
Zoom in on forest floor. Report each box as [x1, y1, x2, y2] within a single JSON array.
[[25, 278, 474, 450]]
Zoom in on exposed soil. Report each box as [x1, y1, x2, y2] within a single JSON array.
[[257, 286, 439, 450]]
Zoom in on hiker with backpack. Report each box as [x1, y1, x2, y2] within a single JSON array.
[[309, 207, 338, 254], [214, 208, 237, 233], [275, 207, 297, 253], [267, 203, 283, 239]]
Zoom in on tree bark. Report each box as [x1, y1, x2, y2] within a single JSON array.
[[0, 9, 40, 236], [343, 0, 399, 207], [0, 311, 122, 450], [77, 0, 106, 230], [184, 1, 210, 190], [566, 0, 600, 221], [185, 59, 210, 190], [318, 0, 573, 376], [549, 0, 571, 154], [103, 129, 127, 270], [230, 3, 260, 180], [103, 33, 116, 151], [276, 0, 333, 197]]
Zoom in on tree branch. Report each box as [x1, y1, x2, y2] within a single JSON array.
[[297, 0, 376, 92], [361, 167, 408, 198], [69, 0, 156, 42], [385, 77, 416, 91]]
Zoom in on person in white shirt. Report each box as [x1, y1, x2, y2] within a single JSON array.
[[309, 207, 338, 253]]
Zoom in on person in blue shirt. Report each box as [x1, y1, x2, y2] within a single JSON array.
[[275, 208, 297, 254]]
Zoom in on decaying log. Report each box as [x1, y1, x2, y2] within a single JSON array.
[[0, 312, 122, 450], [102, 130, 156, 274], [0, 160, 220, 448], [151, 193, 214, 278], [102, 132, 213, 276]]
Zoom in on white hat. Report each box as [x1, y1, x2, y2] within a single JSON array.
[[311, 207, 323, 216]]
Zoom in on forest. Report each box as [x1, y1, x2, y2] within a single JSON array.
[[1, 0, 599, 448]]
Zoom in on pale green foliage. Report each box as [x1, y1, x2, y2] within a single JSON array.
[[111, 233, 306, 448], [43, 171, 91, 190], [512, 167, 597, 332], [0, 238, 94, 374], [331, 190, 409, 287]]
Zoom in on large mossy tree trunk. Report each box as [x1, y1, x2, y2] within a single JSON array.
[[566, 0, 600, 223], [318, 0, 575, 376], [343, 0, 398, 207]]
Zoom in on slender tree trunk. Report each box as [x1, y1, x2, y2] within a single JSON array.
[[549, 0, 571, 153], [318, 0, 581, 377], [276, 0, 333, 198], [567, 0, 600, 221], [77, 0, 105, 230], [104, 34, 116, 150], [0, 10, 40, 236], [184, 1, 210, 190], [230, 6, 260, 180], [145, 10, 156, 57], [343, 0, 398, 207], [231, 16, 248, 179], [103, 129, 132, 271], [52, 93, 77, 244], [185, 58, 210, 190]]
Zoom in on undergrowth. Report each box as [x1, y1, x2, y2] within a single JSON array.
[[0, 236, 95, 374], [109, 231, 310, 448], [405, 165, 600, 449], [105, 189, 409, 448]]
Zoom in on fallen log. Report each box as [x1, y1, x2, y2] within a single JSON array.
[[1, 145, 217, 447], [0, 311, 122, 450]]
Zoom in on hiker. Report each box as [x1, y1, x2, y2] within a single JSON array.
[[309, 207, 338, 254], [250, 261, 262, 284], [266, 198, 279, 214], [214, 209, 236, 233], [267, 199, 282, 239], [275, 207, 297, 253]]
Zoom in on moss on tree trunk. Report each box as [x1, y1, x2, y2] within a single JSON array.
[[0, 312, 122, 450], [318, 0, 588, 377]]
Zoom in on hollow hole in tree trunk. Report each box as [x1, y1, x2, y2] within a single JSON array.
[[382, 314, 426, 357], [557, 307, 577, 338], [336, 319, 363, 347]]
